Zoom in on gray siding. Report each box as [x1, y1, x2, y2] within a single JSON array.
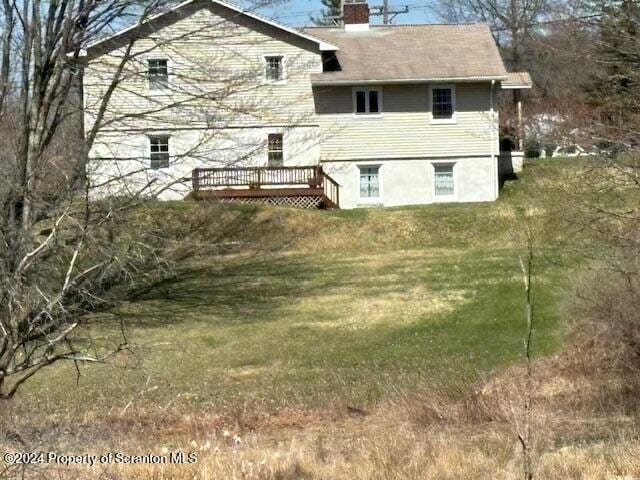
[[314, 83, 497, 161]]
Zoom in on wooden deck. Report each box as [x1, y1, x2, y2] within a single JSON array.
[[191, 166, 340, 209]]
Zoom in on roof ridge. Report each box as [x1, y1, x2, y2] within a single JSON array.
[[302, 22, 488, 28], [85, 0, 339, 53], [300, 21, 507, 85]]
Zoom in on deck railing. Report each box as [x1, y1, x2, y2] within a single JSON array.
[[192, 166, 340, 207], [322, 171, 340, 208]]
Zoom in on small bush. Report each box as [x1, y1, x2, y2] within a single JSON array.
[[525, 137, 542, 158], [544, 143, 557, 157]]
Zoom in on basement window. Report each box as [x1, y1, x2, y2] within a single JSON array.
[[268, 134, 284, 166], [149, 136, 170, 169], [354, 87, 381, 115], [359, 165, 381, 200], [148, 59, 169, 89], [434, 164, 455, 197]]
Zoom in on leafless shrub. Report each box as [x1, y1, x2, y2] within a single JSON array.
[[571, 267, 640, 375], [388, 379, 503, 429], [0, 0, 312, 400]]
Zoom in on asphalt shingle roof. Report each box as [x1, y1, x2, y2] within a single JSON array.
[[302, 24, 508, 85], [502, 71, 533, 89]]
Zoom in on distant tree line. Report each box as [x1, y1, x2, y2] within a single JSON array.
[[431, 0, 640, 154]]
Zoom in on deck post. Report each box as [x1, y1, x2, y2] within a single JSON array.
[[192, 168, 200, 192], [515, 89, 524, 151]]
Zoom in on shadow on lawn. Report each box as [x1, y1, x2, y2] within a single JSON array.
[[117, 247, 528, 330], [119, 254, 329, 328]]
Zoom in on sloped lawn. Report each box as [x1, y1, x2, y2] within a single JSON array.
[[18, 159, 586, 414]]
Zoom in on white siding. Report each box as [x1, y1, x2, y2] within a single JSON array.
[[84, 5, 323, 131], [323, 156, 498, 209], [89, 126, 320, 200], [84, 2, 324, 189]]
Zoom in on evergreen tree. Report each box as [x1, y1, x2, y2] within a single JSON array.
[[589, 0, 640, 129], [311, 0, 342, 26]]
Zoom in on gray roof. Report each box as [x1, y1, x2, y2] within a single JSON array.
[[302, 24, 508, 85], [502, 71, 533, 89]]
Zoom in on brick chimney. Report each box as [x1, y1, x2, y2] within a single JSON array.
[[343, 0, 369, 31]]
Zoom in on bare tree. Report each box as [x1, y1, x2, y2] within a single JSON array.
[[0, 0, 314, 399], [517, 229, 535, 480], [545, 0, 640, 393], [0, 0, 181, 400], [431, 0, 553, 70]]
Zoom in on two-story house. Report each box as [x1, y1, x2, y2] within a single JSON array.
[[82, 0, 531, 209]]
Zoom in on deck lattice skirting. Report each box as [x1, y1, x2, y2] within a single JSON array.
[[191, 166, 340, 209], [218, 195, 324, 209]]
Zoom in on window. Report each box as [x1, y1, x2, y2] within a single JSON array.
[[265, 56, 283, 81], [148, 59, 169, 89], [434, 164, 455, 196], [354, 88, 381, 114], [149, 136, 170, 169], [268, 134, 283, 166], [359, 166, 380, 199], [431, 86, 455, 121], [356, 90, 366, 113]]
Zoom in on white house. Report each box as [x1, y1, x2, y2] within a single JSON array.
[[81, 0, 530, 209]]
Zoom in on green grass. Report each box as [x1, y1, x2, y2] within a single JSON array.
[[20, 158, 587, 414]]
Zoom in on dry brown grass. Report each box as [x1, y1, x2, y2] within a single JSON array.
[[2, 332, 639, 480], [3, 267, 640, 479]]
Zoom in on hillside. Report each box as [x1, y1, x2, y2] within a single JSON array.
[[19, 160, 580, 412], [4, 158, 636, 479]]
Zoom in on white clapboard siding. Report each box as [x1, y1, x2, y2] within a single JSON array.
[[83, 3, 323, 135]]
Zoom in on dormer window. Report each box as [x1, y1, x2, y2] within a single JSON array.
[[148, 59, 169, 89], [265, 56, 283, 81], [321, 51, 341, 72]]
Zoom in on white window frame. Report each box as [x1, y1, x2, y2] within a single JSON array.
[[357, 163, 383, 204], [352, 87, 383, 116], [432, 162, 457, 201], [429, 84, 456, 124], [264, 55, 286, 84], [147, 57, 172, 94], [267, 133, 284, 166], [148, 134, 171, 170]]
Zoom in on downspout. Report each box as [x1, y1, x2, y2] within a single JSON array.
[[490, 80, 498, 200]]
